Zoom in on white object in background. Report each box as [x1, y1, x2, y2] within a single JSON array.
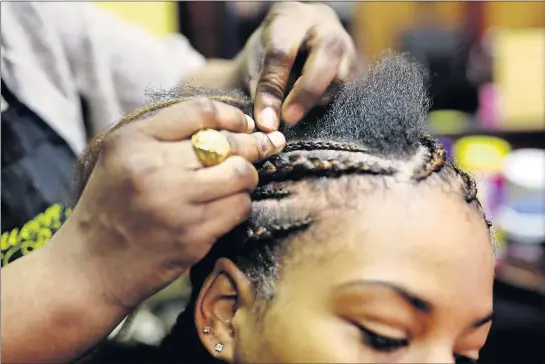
[[108, 316, 128, 340], [498, 149, 545, 245], [130, 308, 167, 346], [107, 307, 167, 345]]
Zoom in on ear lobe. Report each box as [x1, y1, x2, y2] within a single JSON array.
[[194, 258, 253, 361]]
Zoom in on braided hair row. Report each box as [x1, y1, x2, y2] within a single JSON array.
[[159, 54, 493, 363]]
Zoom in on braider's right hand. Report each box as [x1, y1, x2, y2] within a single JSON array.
[[65, 97, 286, 310]]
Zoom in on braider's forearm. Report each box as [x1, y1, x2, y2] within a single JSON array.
[[1, 222, 128, 363], [186, 57, 246, 91]]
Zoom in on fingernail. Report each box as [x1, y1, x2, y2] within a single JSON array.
[[268, 131, 286, 151], [244, 114, 255, 132], [259, 107, 278, 131], [283, 104, 305, 124]]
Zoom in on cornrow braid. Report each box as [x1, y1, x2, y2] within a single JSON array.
[[283, 141, 369, 153], [454, 165, 479, 203], [246, 218, 314, 241], [252, 187, 291, 201], [258, 153, 396, 184], [413, 134, 448, 181], [155, 54, 498, 364]]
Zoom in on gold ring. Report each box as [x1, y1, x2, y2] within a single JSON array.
[[191, 129, 231, 167]]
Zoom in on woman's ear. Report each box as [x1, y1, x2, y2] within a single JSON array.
[[194, 258, 254, 362]]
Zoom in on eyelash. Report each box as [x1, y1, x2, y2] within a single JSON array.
[[358, 324, 408, 352], [358, 325, 479, 363]]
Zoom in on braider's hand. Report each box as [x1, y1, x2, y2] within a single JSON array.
[[242, 2, 359, 131], [68, 98, 285, 309]]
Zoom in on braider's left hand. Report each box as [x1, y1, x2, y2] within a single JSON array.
[[241, 2, 360, 131]]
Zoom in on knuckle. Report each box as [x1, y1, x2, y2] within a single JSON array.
[[258, 49, 292, 101], [256, 78, 285, 103], [253, 133, 275, 159], [189, 97, 218, 123], [270, 2, 285, 12], [223, 131, 241, 154], [126, 165, 157, 195], [190, 203, 208, 226], [100, 132, 146, 179], [228, 156, 258, 188], [101, 130, 126, 155], [229, 195, 253, 225], [321, 35, 346, 58], [264, 47, 292, 70], [269, 2, 295, 15], [233, 109, 248, 132], [236, 194, 252, 216], [299, 82, 326, 101], [272, 2, 334, 23], [111, 150, 159, 195], [314, 3, 336, 17]]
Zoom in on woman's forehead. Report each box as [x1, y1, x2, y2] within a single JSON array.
[[278, 211, 493, 324], [280, 186, 494, 297]]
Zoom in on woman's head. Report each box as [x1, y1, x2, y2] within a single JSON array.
[[75, 54, 495, 364]]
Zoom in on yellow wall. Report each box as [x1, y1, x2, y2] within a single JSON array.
[[493, 28, 545, 129], [96, 2, 177, 36], [354, 2, 464, 57], [484, 2, 545, 29], [354, 1, 545, 58]]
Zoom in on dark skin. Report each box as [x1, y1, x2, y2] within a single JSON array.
[[194, 186, 494, 363], [1, 3, 358, 363], [248, 2, 359, 129], [2, 99, 284, 364], [190, 2, 359, 130]]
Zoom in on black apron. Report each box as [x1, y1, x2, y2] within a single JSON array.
[[1, 79, 76, 233]]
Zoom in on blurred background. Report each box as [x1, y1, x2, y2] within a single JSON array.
[[82, 2, 545, 362]]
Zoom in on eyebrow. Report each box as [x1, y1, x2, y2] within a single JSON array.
[[338, 280, 494, 328], [339, 280, 433, 313]]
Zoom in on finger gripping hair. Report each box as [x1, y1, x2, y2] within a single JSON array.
[[73, 55, 494, 364]]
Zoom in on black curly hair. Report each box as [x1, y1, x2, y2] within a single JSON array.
[[72, 54, 492, 364], [157, 55, 491, 363]]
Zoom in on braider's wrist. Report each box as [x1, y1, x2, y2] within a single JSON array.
[[57, 209, 189, 313], [1, 220, 132, 363], [46, 214, 134, 317]]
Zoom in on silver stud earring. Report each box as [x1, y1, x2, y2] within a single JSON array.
[[214, 343, 224, 353], [203, 326, 211, 335]]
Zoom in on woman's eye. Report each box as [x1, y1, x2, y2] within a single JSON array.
[[454, 354, 478, 364], [358, 325, 409, 353]]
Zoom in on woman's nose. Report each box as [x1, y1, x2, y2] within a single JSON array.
[[410, 346, 455, 364]]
